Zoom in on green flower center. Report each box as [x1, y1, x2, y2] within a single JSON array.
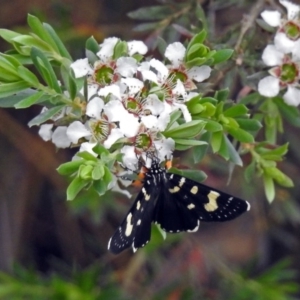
[[89, 119, 109, 142], [280, 63, 298, 83], [283, 22, 300, 40], [94, 66, 113, 84], [135, 133, 152, 150], [169, 71, 187, 84]]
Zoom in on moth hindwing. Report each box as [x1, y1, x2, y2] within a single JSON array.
[[108, 161, 250, 254]]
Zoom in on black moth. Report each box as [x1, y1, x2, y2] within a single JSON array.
[[108, 160, 250, 254]]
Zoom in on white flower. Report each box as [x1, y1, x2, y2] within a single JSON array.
[[121, 145, 139, 169], [165, 42, 186, 68], [262, 45, 284, 66], [78, 142, 97, 157], [97, 37, 119, 62], [127, 40, 148, 56], [116, 57, 138, 77], [70, 58, 93, 78], [283, 86, 300, 106], [66, 121, 91, 144], [52, 126, 72, 148], [153, 137, 175, 162], [258, 76, 280, 97], [39, 124, 53, 141], [261, 1, 300, 53], [86, 97, 105, 118]]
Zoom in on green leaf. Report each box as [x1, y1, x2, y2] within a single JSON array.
[[224, 135, 243, 166], [43, 23, 72, 60], [164, 109, 182, 131], [235, 118, 262, 132], [218, 134, 229, 160], [28, 105, 65, 127], [76, 151, 98, 161], [214, 88, 229, 102], [85, 36, 100, 54], [226, 127, 254, 143], [193, 131, 210, 163], [211, 49, 233, 64], [0, 81, 30, 98], [14, 91, 44, 109], [12, 34, 53, 52], [223, 104, 248, 118], [274, 96, 300, 127], [57, 160, 85, 175], [67, 176, 89, 201], [92, 144, 109, 156], [92, 164, 105, 180], [168, 168, 207, 182], [27, 14, 59, 53], [204, 119, 223, 132], [17, 66, 40, 86], [186, 30, 207, 53], [265, 167, 294, 187], [211, 131, 223, 153], [127, 5, 172, 21], [0, 29, 21, 43], [239, 92, 262, 105], [244, 160, 256, 183], [132, 22, 160, 32], [263, 174, 275, 203], [163, 120, 205, 139], [31, 47, 61, 93], [113, 40, 127, 59], [173, 138, 207, 150], [0, 88, 36, 107]]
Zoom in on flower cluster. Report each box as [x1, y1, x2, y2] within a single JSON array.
[[38, 37, 211, 170], [258, 0, 300, 106]]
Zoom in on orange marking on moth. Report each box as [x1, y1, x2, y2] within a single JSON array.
[[131, 166, 148, 187], [165, 160, 172, 170]]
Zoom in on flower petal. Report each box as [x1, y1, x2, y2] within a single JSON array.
[[283, 86, 300, 106], [52, 126, 71, 148], [78, 142, 97, 156], [127, 40, 148, 55], [150, 58, 169, 82], [121, 145, 139, 169], [70, 58, 92, 78], [86, 97, 105, 118], [98, 84, 121, 100], [258, 76, 280, 97], [262, 45, 284, 66], [104, 128, 124, 148], [280, 0, 300, 20], [39, 124, 53, 141], [165, 42, 186, 67], [116, 57, 138, 77], [97, 37, 119, 61], [154, 137, 175, 161], [188, 65, 212, 82], [261, 10, 281, 27], [274, 32, 296, 53], [121, 78, 144, 95], [67, 121, 91, 143]]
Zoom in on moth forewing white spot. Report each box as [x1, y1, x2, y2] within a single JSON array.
[[169, 186, 180, 193], [187, 203, 195, 210], [190, 186, 198, 195], [170, 174, 174, 179], [246, 201, 251, 211], [136, 201, 141, 210], [107, 237, 112, 250], [179, 177, 186, 187], [137, 219, 141, 226], [142, 187, 151, 201], [187, 220, 200, 232], [204, 191, 220, 212], [125, 213, 134, 236]]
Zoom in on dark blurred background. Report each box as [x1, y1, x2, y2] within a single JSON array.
[[0, 0, 300, 299]]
